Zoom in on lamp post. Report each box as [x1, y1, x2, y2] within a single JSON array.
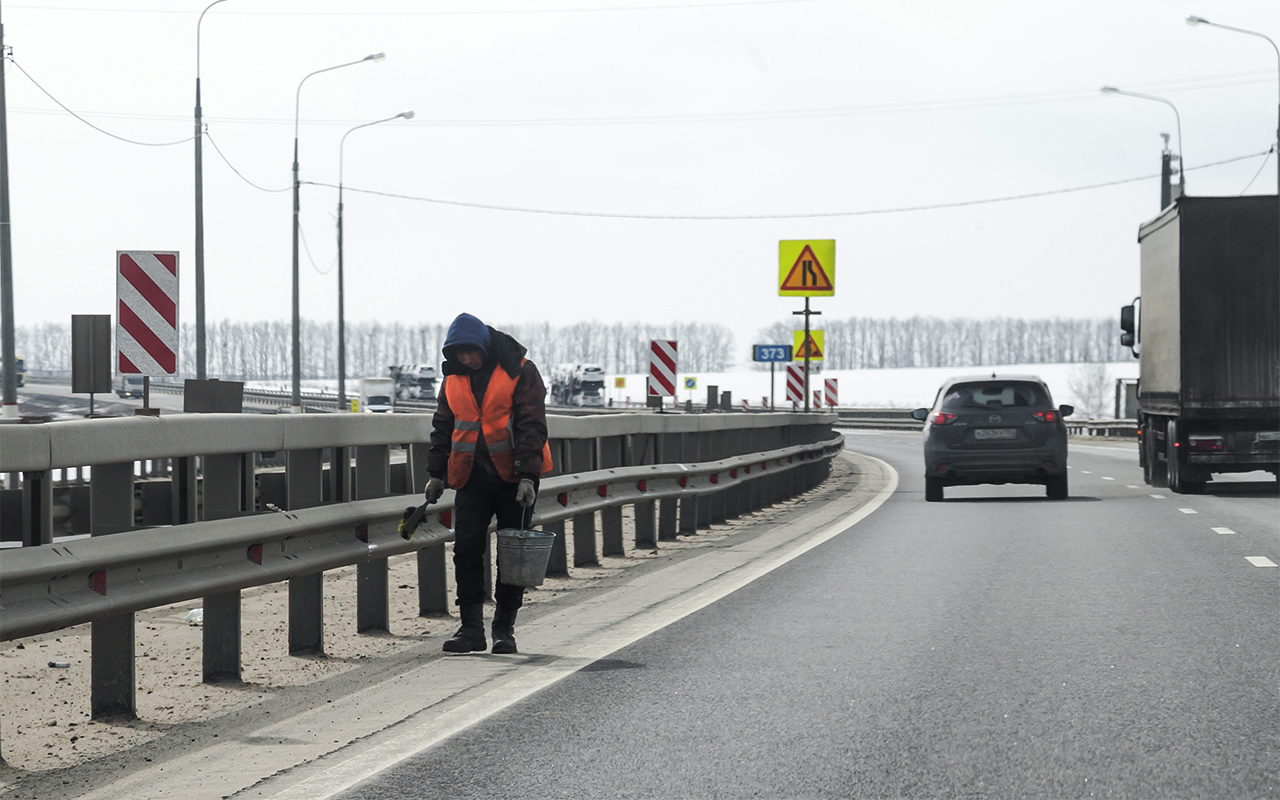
[[336, 110, 413, 411], [194, 0, 229, 381], [0, 3, 18, 419], [290, 52, 384, 413], [1101, 86, 1185, 200], [1186, 15, 1280, 288]]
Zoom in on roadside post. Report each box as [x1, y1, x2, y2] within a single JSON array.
[[752, 344, 792, 411], [71, 314, 112, 417], [648, 339, 676, 413], [116, 251, 180, 416], [779, 240, 835, 411]]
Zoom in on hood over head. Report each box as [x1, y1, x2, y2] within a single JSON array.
[[442, 313, 491, 362], [442, 323, 528, 379]]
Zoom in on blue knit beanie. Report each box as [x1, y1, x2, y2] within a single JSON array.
[[443, 312, 491, 360]]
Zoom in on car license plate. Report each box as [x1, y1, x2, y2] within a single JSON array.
[[974, 428, 1017, 440]]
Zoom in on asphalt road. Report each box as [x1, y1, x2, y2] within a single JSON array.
[[337, 432, 1279, 800]]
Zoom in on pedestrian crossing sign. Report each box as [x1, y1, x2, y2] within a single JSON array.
[[779, 240, 835, 297], [793, 329, 824, 360]]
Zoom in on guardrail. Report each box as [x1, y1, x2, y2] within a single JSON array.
[[1065, 420, 1139, 438], [0, 410, 838, 720]]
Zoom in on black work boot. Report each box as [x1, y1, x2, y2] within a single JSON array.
[[442, 603, 487, 653], [491, 605, 519, 654]]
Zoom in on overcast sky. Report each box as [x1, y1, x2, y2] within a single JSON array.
[[3, 0, 1277, 361]]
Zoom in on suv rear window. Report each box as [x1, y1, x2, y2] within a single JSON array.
[[942, 382, 1047, 410]]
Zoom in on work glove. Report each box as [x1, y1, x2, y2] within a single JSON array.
[[424, 477, 444, 504], [515, 478, 537, 508]]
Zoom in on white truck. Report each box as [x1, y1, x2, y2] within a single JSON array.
[[359, 377, 395, 413], [550, 364, 606, 407], [389, 364, 437, 401]]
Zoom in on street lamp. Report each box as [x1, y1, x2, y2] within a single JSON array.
[[336, 110, 413, 411], [1186, 15, 1279, 286], [290, 52, 384, 413], [194, 0, 229, 381], [1101, 85, 1185, 200]]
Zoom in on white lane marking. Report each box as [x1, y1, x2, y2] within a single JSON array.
[[1126, 485, 1141, 489], [1101, 476, 1115, 481], [1213, 527, 1236, 535], [1179, 508, 1198, 514], [1150, 494, 1166, 499], [1081, 470, 1092, 474], [265, 460, 902, 800], [1245, 557, 1277, 568]]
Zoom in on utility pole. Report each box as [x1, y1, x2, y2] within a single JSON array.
[[0, 2, 18, 419], [194, 1, 228, 380]]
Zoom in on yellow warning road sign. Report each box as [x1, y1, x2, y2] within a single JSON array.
[[779, 240, 835, 297], [793, 329, 824, 360]]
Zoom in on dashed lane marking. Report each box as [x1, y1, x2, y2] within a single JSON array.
[[1126, 485, 1141, 489], [1081, 470, 1092, 474], [1150, 494, 1166, 499], [1245, 557, 1277, 568], [1101, 476, 1115, 481], [1213, 527, 1236, 535], [1179, 508, 1198, 514]]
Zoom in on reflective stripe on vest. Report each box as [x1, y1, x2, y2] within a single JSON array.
[[445, 361, 552, 488]]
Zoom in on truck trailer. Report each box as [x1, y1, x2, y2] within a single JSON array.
[[1120, 194, 1279, 493]]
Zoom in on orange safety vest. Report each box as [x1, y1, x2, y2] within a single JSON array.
[[445, 360, 553, 488]]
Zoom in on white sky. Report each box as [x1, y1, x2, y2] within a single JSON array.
[[3, 0, 1277, 358]]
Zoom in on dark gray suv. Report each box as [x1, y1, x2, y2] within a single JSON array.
[[911, 376, 1073, 502]]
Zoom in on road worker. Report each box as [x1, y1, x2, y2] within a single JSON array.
[[425, 312, 551, 654]]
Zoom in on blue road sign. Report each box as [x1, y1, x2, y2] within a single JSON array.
[[753, 344, 792, 363]]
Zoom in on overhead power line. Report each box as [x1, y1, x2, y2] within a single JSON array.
[[9, 0, 823, 16], [204, 130, 291, 193], [7, 70, 1275, 129], [298, 150, 1273, 221], [5, 57, 193, 147]]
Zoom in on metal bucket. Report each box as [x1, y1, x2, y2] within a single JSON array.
[[496, 528, 557, 588]]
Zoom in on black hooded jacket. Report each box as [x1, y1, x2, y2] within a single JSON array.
[[426, 327, 549, 484]]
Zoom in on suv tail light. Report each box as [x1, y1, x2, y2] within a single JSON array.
[[1033, 410, 1060, 423], [929, 412, 957, 426], [1188, 435, 1224, 452]]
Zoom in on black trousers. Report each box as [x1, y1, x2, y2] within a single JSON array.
[[452, 474, 536, 610]]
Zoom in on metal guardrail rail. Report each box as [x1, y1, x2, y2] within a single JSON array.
[[0, 436, 842, 642]]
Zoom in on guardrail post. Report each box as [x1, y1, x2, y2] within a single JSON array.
[[695, 431, 713, 529], [678, 431, 698, 534], [417, 543, 449, 616], [330, 446, 353, 503], [658, 433, 679, 541], [355, 445, 391, 633], [20, 470, 52, 546], [201, 452, 248, 683], [599, 435, 624, 557], [631, 433, 657, 549], [171, 456, 197, 525], [408, 443, 430, 493], [287, 449, 325, 655], [566, 439, 598, 566], [90, 461, 136, 719], [709, 429, 728, 525], [542, 439, 568, 576]]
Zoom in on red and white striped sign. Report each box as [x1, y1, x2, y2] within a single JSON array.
[[648, 340, 677, 396], [785, 365, 804, 403], [813, 391, 822, 408], [824, 378, 838, 408], [116, 251, 179, 375]]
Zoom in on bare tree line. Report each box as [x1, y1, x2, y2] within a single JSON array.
[[16, 319, 737, 378], [753, 316, 1126, 369]]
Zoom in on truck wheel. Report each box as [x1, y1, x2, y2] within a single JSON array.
[[1143, 418, 1168, 488], [1166, 420, 1205, 494], [1046, 474, 1069, 500], [925, 476, 944, 502]]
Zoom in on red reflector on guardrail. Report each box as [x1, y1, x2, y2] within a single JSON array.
[[678, 477, 687, 487], [637, 480, 647, 492], [710, 473, 719, 484], [598, 485, 608, 498], [248, 544, 263, 565], [441, 509, 452, 528], [356, 523, 369, 543], [761, 462, 767, 470], [730, 469, 738, 478], [744, 465, 751, 474], [90, 570, 106, 596], [558, 492, 569, 506], [788, 456, 793, 464]]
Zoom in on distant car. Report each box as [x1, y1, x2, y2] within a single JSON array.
[[912, 375, 1074, 501]]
